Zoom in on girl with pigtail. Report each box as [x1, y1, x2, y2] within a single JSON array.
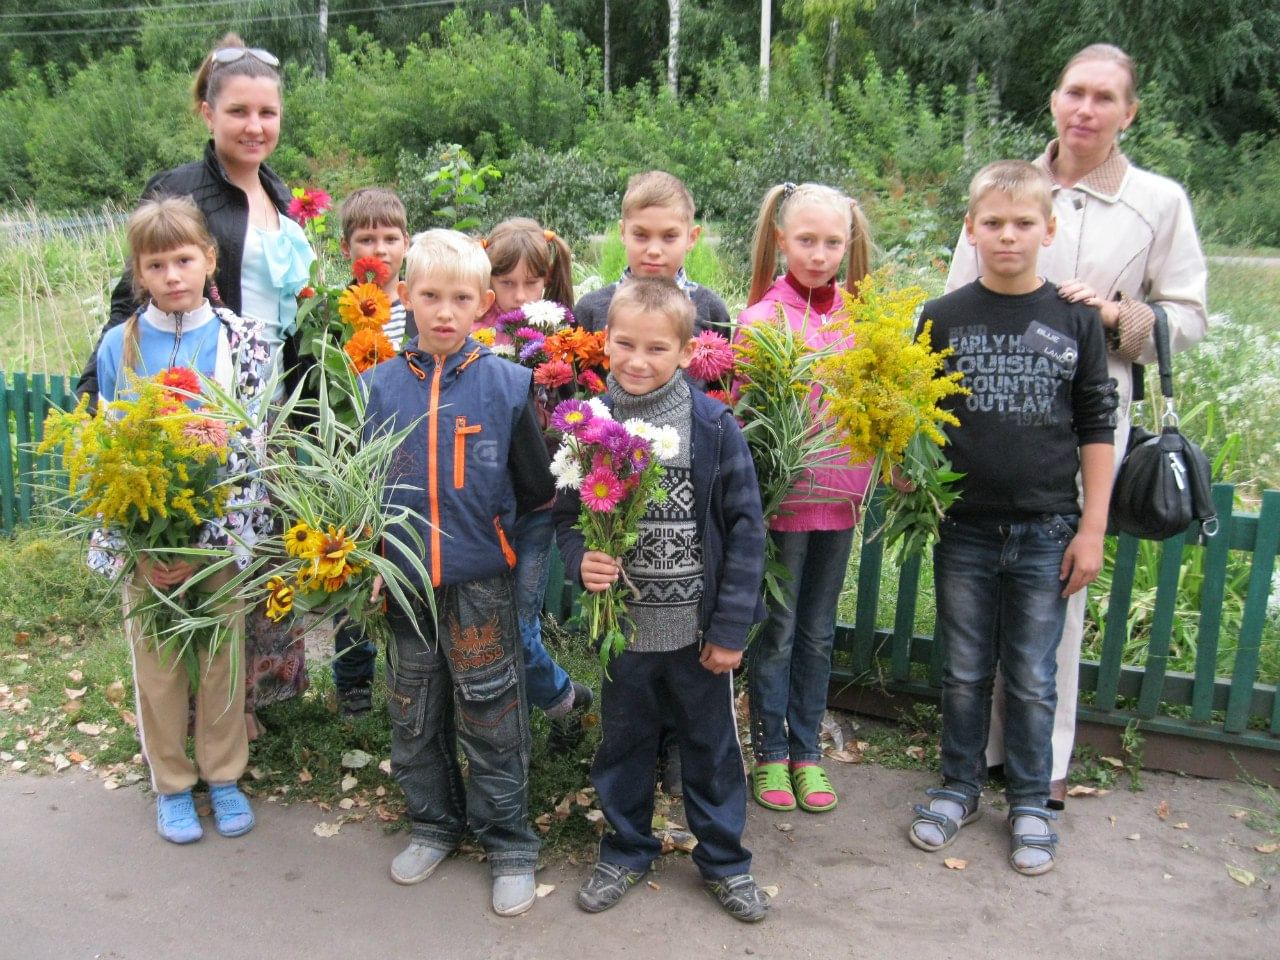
[[478, 218, 594, 752], [739, 182, 876, 815]]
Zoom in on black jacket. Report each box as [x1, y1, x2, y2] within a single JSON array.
[[76, 140, 296, 400]]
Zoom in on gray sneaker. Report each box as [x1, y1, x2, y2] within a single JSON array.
[[577, 861, 645, 913], [492, 872, 537, 916], [705, 873, 769, 922], [390, 841, 450, 885]]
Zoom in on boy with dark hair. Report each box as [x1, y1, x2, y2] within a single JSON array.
[[332, 186, 415, 715], [907, 160, 1117, 876], [557, 277, 770, 922]]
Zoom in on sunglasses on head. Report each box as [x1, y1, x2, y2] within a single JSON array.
[[210, 47, 280, 68]]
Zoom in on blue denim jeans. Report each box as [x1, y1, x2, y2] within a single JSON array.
[[748, 528, 854, 764], [934, 514, 1077, 807], [386, 575, 539, 875], [513, 509, 572, 714]]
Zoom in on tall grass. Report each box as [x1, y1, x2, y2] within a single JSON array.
[[0, 202, 126, 377]]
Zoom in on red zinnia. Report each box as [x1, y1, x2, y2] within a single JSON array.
[[158, 367, 200, 400], [288, 187, 332, 225], [577, 369, 606, 395], [352, 256, 392, 287]]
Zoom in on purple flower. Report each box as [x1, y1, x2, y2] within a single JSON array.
[[519, 339, 545, 362], [551, 398, 592, 435], [624, 436, 652, 472]]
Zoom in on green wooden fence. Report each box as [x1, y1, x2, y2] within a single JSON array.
[[6, 370, 1279, 756], [831, 488, 1280, 754]]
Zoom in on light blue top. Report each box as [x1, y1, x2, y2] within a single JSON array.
[[239, 216, 314, 348], [97, 301, 224, 405]]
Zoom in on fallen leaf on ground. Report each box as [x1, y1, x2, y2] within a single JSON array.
[[554, 794, 573, 819], [943, 858, 967, 870], [338, 798, 355, 811], [1230, 810, 1249, 820], [104, 680, 125, 705], [1067, 785, 1099, 797], [0, 752, 10, 763], [75, 722, 102, 737], [646, 880, 661, 891], [825, 747, 863, 764], [375, 785, 386, 798], [63, 687, 87, 701], [13, 631, 29, 646], [1226, 863, 1256, 887], [52, 754, 71, 772], [313, 822, 342, 838], [760, 885, 780, 898], [1108, 816, 1118, 827], [341, 749, 372, 769], [1155, 800, 1170, 820], [534, 814, 552, 834], [535, 883, 555, 898], [103, 778, 120, 790], [119, 710, 137, 728], [248, 766, 266, 780], [1173, 822, 1190, 830], [66, 669, 83, 683], [66, 751, 86, 763], [60, 701, 82, 720], [905, 745, 926, 761], [298, 769, 313, 784], [341, 774, 358, 792], [583, 809, 605, 824], [10, 760, 27, 771], [378, 759, 392, 775], [1126, 833, 1141, 841], [1100, 756, 1125, 768], [575, 789, 593, 806], [1255, 843, 1280, 854], [123, 772, 142, 785], [776, 823, 793, 833], [374, 805, 399, 823]]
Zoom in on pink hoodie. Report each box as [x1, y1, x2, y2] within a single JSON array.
[[737, 276, 874, 532]]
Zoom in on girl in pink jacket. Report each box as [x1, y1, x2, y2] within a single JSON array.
[[740, 182, 874, 814]]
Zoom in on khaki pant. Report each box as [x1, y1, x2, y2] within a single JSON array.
[[125, 566, 247, 795]]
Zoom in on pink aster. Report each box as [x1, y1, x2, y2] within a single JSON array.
[[581, 469, 624, 512], [687, 330, 735, 382], [288, 187, 332, 225], [534, 359, 574, 389]]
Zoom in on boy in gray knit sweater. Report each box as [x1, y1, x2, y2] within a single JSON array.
[[556, 278, 769, 922]]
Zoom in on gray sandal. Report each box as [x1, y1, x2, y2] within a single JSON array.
[[908, 787, 982, 852], [1008, 805, 1060, 876]]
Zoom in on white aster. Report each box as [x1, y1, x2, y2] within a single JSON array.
[[651, 425, 680, 461], [522, 299, 567, 332], [586, 397, 613, 421], [490, 343, 517, 358], [623, 418, 656, 441], [549, 444, 582, 490]]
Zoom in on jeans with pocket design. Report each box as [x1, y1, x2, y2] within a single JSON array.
[[387, 574, 538, 875]]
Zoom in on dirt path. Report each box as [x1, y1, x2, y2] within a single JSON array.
[[1207, 255, 1280, 269], [2, 759, 1276, 959]]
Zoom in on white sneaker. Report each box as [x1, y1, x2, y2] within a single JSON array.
[[390, 841, 450, 885], [492, 872, 537, 916]]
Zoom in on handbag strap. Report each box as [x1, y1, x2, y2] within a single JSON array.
[[1128, 304, 1174, 418]]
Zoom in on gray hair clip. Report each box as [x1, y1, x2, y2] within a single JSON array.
[[781, 182, 797, 200]]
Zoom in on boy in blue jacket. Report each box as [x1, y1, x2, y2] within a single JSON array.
[[556, 278, 770, 922], [362, 229, 555, 917]]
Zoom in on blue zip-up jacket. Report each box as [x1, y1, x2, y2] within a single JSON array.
[[362, 339, 554, 591], [555, 389, 767, 651]]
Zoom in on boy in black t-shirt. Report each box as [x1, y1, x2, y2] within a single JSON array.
[[907, 161, 1117, 876]]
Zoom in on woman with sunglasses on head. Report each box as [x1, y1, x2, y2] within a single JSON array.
[[77, 34, 316, 737]]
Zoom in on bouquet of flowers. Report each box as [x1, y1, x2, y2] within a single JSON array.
[[195, 366, 432, 649], [527, 324, 610, 397], [549, 397, 679, 667], [816, 268, 968, 559], [39, 369, 244, 678]]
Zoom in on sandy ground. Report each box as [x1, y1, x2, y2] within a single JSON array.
[[2, 752, 1276, 960]]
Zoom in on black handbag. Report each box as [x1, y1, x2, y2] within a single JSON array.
[[1108, 307, 1218, 540]]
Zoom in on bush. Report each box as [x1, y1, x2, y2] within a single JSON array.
[[1194, 133, 1280, 247], [484, 145, 623, 244]]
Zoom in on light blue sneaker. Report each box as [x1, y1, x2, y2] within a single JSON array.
[[208, 783, 255, 838], [156, 791, 203, 844]]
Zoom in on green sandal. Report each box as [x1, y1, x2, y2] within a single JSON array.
[[791, 764, 838, 813], [751, 761, 796, 811]]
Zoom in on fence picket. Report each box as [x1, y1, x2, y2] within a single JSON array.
[[0, 374, 14, 532], [1136, 531, 1187, 719], [1192, 485, 1236, 723], [1095, 534, 1140, 712], [12, 373, 32, 523], [1225, 490, 1280, 734], [852, 490, 885, 676]]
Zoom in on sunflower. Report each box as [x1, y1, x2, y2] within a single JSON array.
[[338, 282, 391, 331], [345, 328, 397, 374], [284, 519, 323, 558]]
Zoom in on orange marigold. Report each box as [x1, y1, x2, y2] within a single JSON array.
[[345, 328, 396, 373], [338, 282, 391, 331]]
